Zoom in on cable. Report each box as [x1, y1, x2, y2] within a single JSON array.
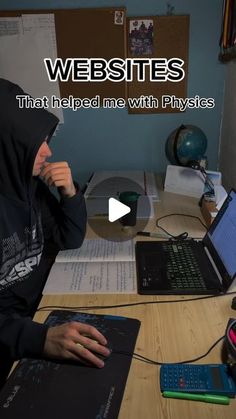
[[187, 160, 215, 195], [111, 335, 225, 365], [199, 167, 215, 194], [37, 290, 236, 312], [155, 213, 207, 240]]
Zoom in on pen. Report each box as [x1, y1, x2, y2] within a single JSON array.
[[137, 231, 169, 239], [162, 391, 230, 405], [93, 213, 108, 217]]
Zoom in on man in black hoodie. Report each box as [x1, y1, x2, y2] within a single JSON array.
[[0, 79, 110, 387]]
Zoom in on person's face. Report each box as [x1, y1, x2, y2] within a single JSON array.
[[32, 140, 52, 176]]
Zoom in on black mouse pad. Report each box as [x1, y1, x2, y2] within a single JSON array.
[[0, 310, 140, 419]]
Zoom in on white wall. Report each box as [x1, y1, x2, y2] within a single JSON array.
[[219, 60, 236, 191]]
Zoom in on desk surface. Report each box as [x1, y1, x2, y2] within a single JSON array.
[[35, 183, 236, 419]]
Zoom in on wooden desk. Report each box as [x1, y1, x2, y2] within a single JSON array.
[[35, 186, 236, 419]]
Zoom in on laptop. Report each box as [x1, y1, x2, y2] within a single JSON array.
[[135, 189, 236, 295]]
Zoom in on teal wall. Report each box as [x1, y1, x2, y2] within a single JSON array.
[[0, 0, 225, 186]]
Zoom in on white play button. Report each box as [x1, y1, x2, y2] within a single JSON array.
[[108, 197, 131, 222]]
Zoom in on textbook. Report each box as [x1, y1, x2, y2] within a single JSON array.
[[43, 238, 136, 294]]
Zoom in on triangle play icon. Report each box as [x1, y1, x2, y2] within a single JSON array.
[[108, 198, 131, 222]]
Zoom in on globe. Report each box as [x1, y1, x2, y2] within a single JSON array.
[[165, 124, 207, 166]]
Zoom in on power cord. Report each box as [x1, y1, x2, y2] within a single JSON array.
[[155, 213, 207, 240], [113, 335, 225, 365], [36, 291, 236, 313]]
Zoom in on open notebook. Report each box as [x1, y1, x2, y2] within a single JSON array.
[[43, 239, 136, 294]]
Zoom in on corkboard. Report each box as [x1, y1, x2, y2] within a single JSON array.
[[0, 8, 126, 100], [127, 15, 190, 113]]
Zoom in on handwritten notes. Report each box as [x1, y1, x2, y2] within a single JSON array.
[[43, 239, 137, 294]]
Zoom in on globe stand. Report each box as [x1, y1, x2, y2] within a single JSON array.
[[165, 124, 213, 207], [187, 160, 215, 207]]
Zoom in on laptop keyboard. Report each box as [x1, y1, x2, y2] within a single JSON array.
[[163, 242, 207, 290]]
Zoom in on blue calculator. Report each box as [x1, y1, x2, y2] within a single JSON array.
[[160, 364, 236, 397]]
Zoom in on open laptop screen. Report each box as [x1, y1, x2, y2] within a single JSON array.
[[206, 190, 236, 278]]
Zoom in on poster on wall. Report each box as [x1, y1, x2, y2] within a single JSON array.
[[129, 19, 154, 56]]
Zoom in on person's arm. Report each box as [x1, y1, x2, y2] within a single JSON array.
[[0, 312, 48, 360], [38, 162, 87, 250], [2, 163, 110, 367], [0, 313, 110, 368], [32, 164, 110, 366]]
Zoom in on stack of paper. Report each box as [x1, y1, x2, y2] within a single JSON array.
[[85, 170, 159, 200], [43, 239, 137, 294], [164, 165, 222, 198]]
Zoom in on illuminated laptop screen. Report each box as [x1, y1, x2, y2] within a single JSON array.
[[207, 190, 236, 277]]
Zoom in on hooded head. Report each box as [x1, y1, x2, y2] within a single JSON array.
[[0, 78, 59, 203]]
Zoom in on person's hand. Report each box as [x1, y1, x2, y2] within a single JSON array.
[[43, 322, 110, 368], [40, 162, 76, 198]]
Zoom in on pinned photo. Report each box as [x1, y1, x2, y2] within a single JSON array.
[[129, 19, 154, 56], [114, 11, 124, 25]]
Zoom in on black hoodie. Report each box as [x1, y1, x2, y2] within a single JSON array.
[[0, 79, 87, 360]]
